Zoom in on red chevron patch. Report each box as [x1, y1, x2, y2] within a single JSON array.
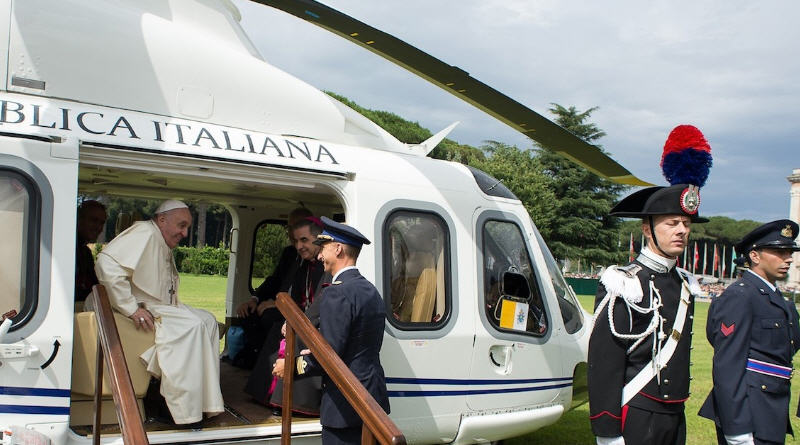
[[721, 322, 735, 337]]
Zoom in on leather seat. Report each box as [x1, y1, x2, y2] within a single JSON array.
[[70, 311, 155, 425]]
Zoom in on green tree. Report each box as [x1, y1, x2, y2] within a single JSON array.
[[325, 91, 484, 163], [535, 104, 629, 266], [471, 141, 556, 231]]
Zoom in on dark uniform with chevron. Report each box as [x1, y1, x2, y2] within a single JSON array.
[[699, 220, 800, 445], [588, 125, 712, 445]]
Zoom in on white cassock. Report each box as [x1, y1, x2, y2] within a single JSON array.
[[94, 220, 224, 424]]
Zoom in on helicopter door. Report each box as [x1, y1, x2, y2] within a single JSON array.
[[467, 213, 565, 411], [0, 135, 78, 432]]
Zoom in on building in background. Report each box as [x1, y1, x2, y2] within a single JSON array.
[[788, 168, 800, 289]]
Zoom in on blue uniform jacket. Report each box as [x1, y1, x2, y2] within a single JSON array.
[[300, 268, 390, 428], [699, 271, 800, 443]]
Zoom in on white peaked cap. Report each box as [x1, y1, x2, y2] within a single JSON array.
[[155, 199, 188, 214]]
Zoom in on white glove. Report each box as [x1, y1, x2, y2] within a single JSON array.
[[725, 432, 754, 445], [596, 436, 625, 445]]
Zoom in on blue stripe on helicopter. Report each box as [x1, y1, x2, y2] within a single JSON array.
[[386, 377, 573, 397], [0, 404, 70, 415], [0, 386, 71, 397], [386, 377, 573, 385], [388, 382, 573, 397]]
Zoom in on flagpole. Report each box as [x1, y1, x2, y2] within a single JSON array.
[[703, 242, 708, 276], [683, 245, 688, 269]]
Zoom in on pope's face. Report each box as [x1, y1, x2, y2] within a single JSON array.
[[292, 225, 320, 261], [156, 208, 192, 249], [750, 248, 793, 283], [646, 214, 691, 258]]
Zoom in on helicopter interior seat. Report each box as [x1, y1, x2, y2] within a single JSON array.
[[409, 267, 437, 322], [69, 310, 155, 425], [397, 251, 435, 322]]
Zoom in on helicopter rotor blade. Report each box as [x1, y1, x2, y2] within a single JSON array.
[[251, 0, 650, 186]]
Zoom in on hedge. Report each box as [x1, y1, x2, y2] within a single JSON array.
[[174, 245, 230, 275]]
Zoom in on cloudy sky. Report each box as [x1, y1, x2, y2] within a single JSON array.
[[234, 0, 799, 223]]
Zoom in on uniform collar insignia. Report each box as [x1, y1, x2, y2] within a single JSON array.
[[332, 280, 342, 285], [781, 224, 792, 237], [637, 246, 675, 273]]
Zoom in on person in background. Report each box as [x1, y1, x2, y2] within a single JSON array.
[[75, 200, 107, 303], [699, 220, 800, 445], [233, 207, 312, 368], [245, 216, 325, 404]]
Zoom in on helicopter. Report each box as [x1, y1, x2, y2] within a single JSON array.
[[0, 0, 645, 443]]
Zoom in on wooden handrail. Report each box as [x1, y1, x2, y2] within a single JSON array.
[[276, 293, 406, 445], [89, 285, 150, 445]]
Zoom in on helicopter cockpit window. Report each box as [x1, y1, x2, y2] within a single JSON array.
[[384, 210, 450, 329], [482, 220, 548, 336], [533, 228, 584, 334], [0, 169, 38, 327]]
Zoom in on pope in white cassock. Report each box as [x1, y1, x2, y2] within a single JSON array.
[[94, 199, 223, 425]]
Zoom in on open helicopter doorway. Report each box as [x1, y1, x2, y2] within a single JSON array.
[[72, 146, 345, 433]]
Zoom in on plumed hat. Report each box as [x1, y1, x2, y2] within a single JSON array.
[[610, 125, 712, 222]]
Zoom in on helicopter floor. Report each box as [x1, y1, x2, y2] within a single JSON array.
[[70, 361, 319, 435]]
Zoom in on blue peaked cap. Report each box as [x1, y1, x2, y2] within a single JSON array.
[[313, 216, 371, 248]]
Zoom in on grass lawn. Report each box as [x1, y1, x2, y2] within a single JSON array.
[[178, 274, 800, 444], [509, 295, 800, 445]]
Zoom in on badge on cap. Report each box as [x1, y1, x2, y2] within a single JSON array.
[[781, 225, 793, 237], [679, 185, 700, 215]]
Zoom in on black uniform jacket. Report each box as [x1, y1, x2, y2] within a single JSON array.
[[588, 259, 695, 437], [299, 268, 390, 428], [699, 271, 800, 443]]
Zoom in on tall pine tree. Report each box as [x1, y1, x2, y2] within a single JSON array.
[[535, 104, 629, 268]]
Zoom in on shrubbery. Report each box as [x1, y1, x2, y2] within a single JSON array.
[[174, 245, 230, 275]]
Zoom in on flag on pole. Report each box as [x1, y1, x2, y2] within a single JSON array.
[[683, 245, 688, 269], [712, 244, 719, 277], [629, 232, 635, 262], [703, 242, 708, 275], [693, 242, 699, 273], [721, 245, 727, 278], [730, 247, 737, 278]]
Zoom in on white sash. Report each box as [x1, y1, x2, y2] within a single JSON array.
[[621, 280, 691, 406]]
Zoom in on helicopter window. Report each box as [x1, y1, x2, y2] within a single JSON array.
[[482, 220, 548, 336], [250, 220, 291, 293], [532, 228, 584, 334], [384, 210, 450, 329], [0, 169, 39, 327]]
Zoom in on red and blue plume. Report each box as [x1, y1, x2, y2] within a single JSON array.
[[660, 125, 712, 187]]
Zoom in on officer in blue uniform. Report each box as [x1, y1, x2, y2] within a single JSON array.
[[274, 216, 389, 445], [589, 183, 706, 445], [699, 220, 800, 445]]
